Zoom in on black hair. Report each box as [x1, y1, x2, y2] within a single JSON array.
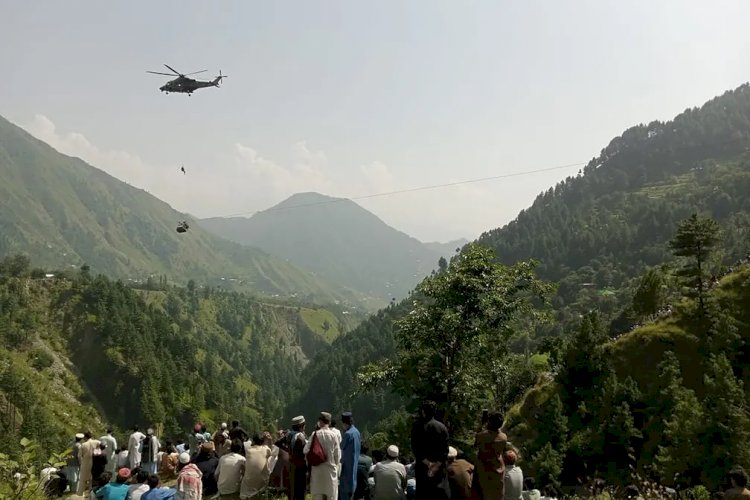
[[147, 474, 160, 489], [133, 425, 139, 431], [729, 468, 749, 487], [106, 428, 113, 434], [360, 442, 370, 455], [251, 434, 264, 446], [96, 472, 112, 488], [231, 439, 244, 453], [624, 484, 640, 498], [488, 411, 504, 432], [99, 442, 107, 450], [342, 415, 353, 425], [330, 420, 337, 428], [231, 420, 240, 428], [524, 477, 536, 490], [136, 470, 149, 483], [420, 400, 437, 419], [292, 423, 304, 431], [83, 431, 92, 439]]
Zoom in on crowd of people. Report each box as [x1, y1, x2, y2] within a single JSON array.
[[38, 400, 750, 500]]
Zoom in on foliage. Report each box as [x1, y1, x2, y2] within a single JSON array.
[[669, 213, 721, 313], [0, 438, 67, 500], [360, 244, 552, 439]]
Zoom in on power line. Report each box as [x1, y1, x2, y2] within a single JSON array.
[[219, 161, 586, 218]]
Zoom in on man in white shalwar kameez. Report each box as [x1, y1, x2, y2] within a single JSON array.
[[99, 428, 118, 476], [304, 412, 341, 500], [128, 425, 146, 470]]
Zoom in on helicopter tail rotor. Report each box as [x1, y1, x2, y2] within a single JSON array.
[[213, 70, 228, 86]]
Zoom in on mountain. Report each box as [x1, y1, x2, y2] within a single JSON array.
[[285, 83, 750, 431], [200, 192, 444, 300], [0, 258, 363, 457], [0, 115, 359, 305], [423, 238, 469, 257]]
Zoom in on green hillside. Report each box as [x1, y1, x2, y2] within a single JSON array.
[[200, 192, 444, 300], [0, 116, 361, 306], [286, 84, 750, 436], [0, 255, 361, 458]]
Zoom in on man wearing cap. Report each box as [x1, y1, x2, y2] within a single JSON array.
[[372, 445, 407, 500], [176, 452, 203, 500], [304, 412, 341, 500], [193, 441, 220, 496], [66, 433, 84, 493], [288, 416, 308, 500], [142, 429, 161, 475], [95, 468, 131, 500], [446, 447, 474, 500], [339, 412, 361, 500]]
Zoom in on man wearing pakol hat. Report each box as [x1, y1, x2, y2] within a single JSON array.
[[339, 412, 361, 500], [304, 411, 341, 500], [193, 441, 219, 496], [288, 416, 308, 500], [372, 445, 407, 500]]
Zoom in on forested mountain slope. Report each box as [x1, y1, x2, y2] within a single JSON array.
[[0, 116, 358, 305], [480, 84, 750, 285], [0, 256, 358, 457], [506, 263, 750, 492], [200, 192, 443, 300], [286, 83, 750, 431]]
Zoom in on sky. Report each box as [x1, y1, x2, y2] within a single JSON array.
[[3, 1, 750, 242]]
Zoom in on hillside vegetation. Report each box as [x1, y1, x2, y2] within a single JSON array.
[[0, 116, 360, 306], [0, 255, 359, 458], [200, 192, 445, 301], [286, 84, 750, 444]]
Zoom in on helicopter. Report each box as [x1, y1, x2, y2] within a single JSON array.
[[147, 64, 228, 95]]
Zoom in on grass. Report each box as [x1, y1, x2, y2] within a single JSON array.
[[299, 307, 342, 343]]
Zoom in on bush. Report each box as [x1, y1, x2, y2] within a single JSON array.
[[29, 350, 54, 371]]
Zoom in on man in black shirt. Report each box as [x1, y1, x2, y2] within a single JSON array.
[[410, 400, 450, 500]]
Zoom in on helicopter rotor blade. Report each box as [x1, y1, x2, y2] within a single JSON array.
[[163, 64, 183, 76], [184, 70, 208, 76], [147, 71, 177, 76]]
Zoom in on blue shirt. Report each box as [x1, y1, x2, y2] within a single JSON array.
[[142, 488, 176, 500], [95, 482, 130, 500], [339, 425, 361, 498]]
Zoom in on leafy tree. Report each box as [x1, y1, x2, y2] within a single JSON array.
[[362, 243, 552, 437], [669, 214, 720, 314]]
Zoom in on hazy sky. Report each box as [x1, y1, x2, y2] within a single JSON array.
[[3, 1, 750, 242]]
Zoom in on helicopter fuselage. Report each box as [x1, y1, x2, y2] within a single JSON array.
[[160, 76, 221, 94]]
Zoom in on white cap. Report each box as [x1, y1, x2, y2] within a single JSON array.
[[448, 446, 458, 458], [178, 452, 190, 464], [387, 445, 399, 458], [75, 433, 84, 439], [221, 422, 228, 430]]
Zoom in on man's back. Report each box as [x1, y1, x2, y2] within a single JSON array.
[[725, 487, 750, 500], [373, 459, 406, 500], [504, 465, 524, 500], [447, 459, 474, 500], [216, 452, 246, 494]]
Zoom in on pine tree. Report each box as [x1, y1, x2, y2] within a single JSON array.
[[699, 354, 750, 489], [654, 351, 703, 486], [631, 267, 665, 319], [668, 214, 720, 314]]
